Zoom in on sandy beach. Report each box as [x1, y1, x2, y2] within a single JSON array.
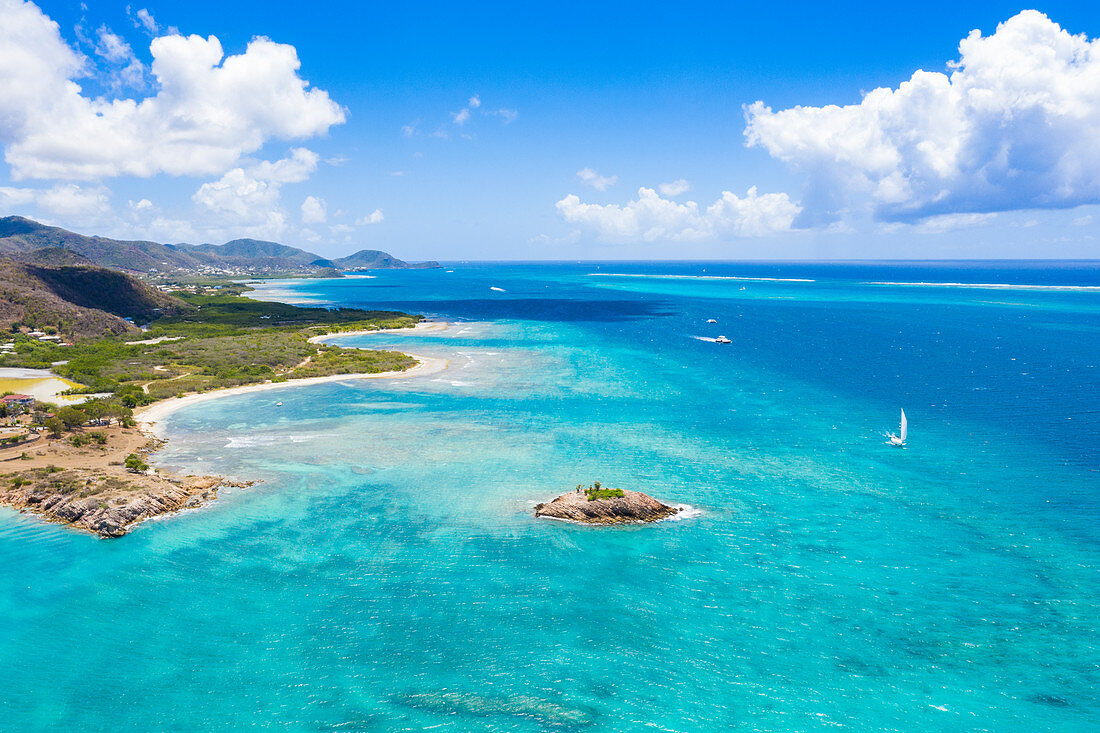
[[139, 321, 453, 433], [1, 324, 451, 536], [135, 352, 449, 434], [307, 319, 450, 343]]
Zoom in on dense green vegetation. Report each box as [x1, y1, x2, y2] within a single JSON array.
[[0, 291, 420, 408], [578, 481, 626, 501]]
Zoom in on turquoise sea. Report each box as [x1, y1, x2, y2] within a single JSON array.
[[1, 262, 1098, 731]]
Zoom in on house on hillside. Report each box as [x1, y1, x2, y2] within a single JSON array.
[[1, 394, 35, 415]]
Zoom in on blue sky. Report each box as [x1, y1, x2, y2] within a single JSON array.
[[2, 1, 1100, 259]]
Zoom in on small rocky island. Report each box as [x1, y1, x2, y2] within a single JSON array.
[[535, 482, 680, 524]]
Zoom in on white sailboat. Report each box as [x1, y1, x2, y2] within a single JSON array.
[[887, 409, 907, 447]]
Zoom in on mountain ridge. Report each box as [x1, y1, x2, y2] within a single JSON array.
[[0, 217, 440, 276]]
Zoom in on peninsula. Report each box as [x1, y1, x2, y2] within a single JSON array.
[[0, 274, 439, 537]]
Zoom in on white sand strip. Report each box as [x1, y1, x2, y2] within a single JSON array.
[[307, 320, 449, 343], [135, 353, 449, 434]]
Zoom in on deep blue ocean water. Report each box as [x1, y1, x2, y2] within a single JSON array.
[[1, 262, 1097, 731]]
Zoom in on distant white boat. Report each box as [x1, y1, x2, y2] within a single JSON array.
[[275, 401, 283, 407], [706, 318, 717, 323], [887, 409, 907, 447], [490, 286, 506, 292], [715, 335, 732, 344]]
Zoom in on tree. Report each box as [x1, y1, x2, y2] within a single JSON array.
[[42, 417, 64, 438], [55, 406, 86, 429]]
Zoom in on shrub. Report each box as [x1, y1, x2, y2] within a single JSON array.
[[584, 482, 624, 501], [124, 454, 149, 473], [88, 431, 107, 445]]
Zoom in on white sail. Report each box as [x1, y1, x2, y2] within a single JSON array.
[[899, 409, 907, 442]]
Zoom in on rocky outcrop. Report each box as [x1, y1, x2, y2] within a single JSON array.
[[535, 488, 680, 524], [0, 469, 254, 538]]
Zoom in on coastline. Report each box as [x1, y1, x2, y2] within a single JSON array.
[[135, 351, 449, 435], [306, 319, 450, 343], [2, 325, 451, 537]]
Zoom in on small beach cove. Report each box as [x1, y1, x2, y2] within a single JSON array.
[[1, 319, 453, 538], [139, 320, 454, 435]]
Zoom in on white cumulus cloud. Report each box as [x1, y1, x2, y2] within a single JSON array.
[[0, 183, 110, 222], [192, 148, 319, 240], [658, 179, 691, 196], [355, 209, 384, 225], [745, 10, 1100, 225], [556, 186, 800, 242], [131, 8, 159, 35], [576, 168, 617, 191], [300, 195, 327, 224], [93, 25, 146, 90], [0, 0, 345, 180]]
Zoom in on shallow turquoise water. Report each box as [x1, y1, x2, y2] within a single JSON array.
[[1, 263, 1097, 731]]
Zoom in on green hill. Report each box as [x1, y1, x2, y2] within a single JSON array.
[[0, 259, 189, 339], [332, 249, 440, 270]]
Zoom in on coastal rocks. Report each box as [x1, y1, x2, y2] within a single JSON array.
[[535, 488, 680, 524], [0, 469, 255, 538]]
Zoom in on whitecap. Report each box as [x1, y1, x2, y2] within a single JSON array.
[[665, 503, 703, 521]]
